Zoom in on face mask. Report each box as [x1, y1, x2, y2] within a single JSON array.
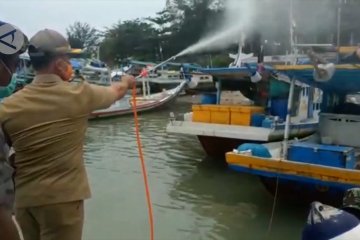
[[59, 59, 73, 81], [64, 62, 73, 81]]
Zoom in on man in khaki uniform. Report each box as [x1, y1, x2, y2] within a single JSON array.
[[0, 29, 135, 240]]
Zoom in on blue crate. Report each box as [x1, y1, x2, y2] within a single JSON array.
[[200, 94, 217, 104], [288, 142, 356, 169]]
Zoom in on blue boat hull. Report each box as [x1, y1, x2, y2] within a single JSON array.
[[229, 164, 357, 205]]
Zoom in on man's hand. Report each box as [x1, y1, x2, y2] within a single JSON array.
[[121, 75, 136, 89], [109, 75, 136, 101]]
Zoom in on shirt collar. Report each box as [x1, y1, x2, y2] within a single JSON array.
[[33, 74, 63, 84]]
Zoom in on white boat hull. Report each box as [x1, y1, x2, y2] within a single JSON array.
[[90, 81, 187, 119], [166, 120, 318, 142]]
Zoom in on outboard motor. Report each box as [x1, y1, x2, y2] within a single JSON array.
[[302, 201, 360, 240], [307, 49, 335, 82]]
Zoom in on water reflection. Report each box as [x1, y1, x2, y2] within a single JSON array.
[[82, 98, 308, 240]]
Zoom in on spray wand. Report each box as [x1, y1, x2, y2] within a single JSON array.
[[130, 54, 181, 240]]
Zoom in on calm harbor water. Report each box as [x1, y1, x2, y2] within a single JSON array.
[[83, 97, 308, 240]]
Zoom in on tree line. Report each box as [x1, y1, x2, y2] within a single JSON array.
[[66, 0, 360, 67]]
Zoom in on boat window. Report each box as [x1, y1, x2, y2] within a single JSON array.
[[330, 93, 360, 115], [292, 89, 302, 117], [346, 93, 360, 105]]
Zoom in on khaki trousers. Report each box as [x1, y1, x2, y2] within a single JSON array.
[[15, 201, 84, 240]]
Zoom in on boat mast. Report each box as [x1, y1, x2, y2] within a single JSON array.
[[289, 0, 298, 65], [282, 78, 296, 159], [336, 0, 342, 47], [282, 0, 296, 159]]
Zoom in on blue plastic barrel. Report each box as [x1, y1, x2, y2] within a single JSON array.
[[200, 94, 217, 104], [270, 98, 288, 120], [269, 80, 290, 98], [237, 143, 272, 158]]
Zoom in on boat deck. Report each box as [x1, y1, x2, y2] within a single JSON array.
[[167, 120, 272, 141], [166, 119, 318, 141]]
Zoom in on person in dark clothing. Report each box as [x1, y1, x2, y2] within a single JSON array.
[[0, 20, 28, 240]]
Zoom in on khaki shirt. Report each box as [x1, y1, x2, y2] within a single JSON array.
[[0, 74, 117, 208], [0, 127, 14, 213]]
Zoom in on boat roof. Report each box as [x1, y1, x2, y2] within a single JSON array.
[[200, 65, 273, 81], [273, 64, 360, 94], [128, 59, 201, 69], [128, 60, 156, 66]]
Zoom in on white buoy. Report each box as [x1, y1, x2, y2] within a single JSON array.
[[250, 71, 262, 83], [187, 77, 199, 89], [313, 63, 336, 82]]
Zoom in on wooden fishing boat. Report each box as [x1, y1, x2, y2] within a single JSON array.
[[166, 65, 320, 158], [90, 81, 187, 119], [226, 63, 360, 205]]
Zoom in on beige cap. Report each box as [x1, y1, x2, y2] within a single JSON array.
[[28, 29, 71, 57], [0, 21, 28, 55]]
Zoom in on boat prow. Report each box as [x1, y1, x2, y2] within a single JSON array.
[[89, 81, 187, 119]]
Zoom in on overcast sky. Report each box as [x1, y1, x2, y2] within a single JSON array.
[[1, 0, 166, 37]]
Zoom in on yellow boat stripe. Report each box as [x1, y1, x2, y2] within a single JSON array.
[[226, 153, 360, 185], [273, 64, 360, 71]]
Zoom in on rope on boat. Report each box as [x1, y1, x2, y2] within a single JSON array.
[[132, 83, 155, 240], [268, 78, 296, 236], [267, 177, 280, 236]]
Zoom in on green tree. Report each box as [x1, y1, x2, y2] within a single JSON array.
[[147, 9, 180, 61], [66, 22, 100, 50], [100, 19, 159, 63]]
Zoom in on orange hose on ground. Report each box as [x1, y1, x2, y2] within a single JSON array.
[[131, 84, 155, 240]]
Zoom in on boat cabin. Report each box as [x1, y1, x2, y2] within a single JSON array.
[[193, 66, 320, 129], [275, 64, 360, 170]]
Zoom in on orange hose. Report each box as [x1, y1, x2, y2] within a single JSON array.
[[131, 84, 155, 240]]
